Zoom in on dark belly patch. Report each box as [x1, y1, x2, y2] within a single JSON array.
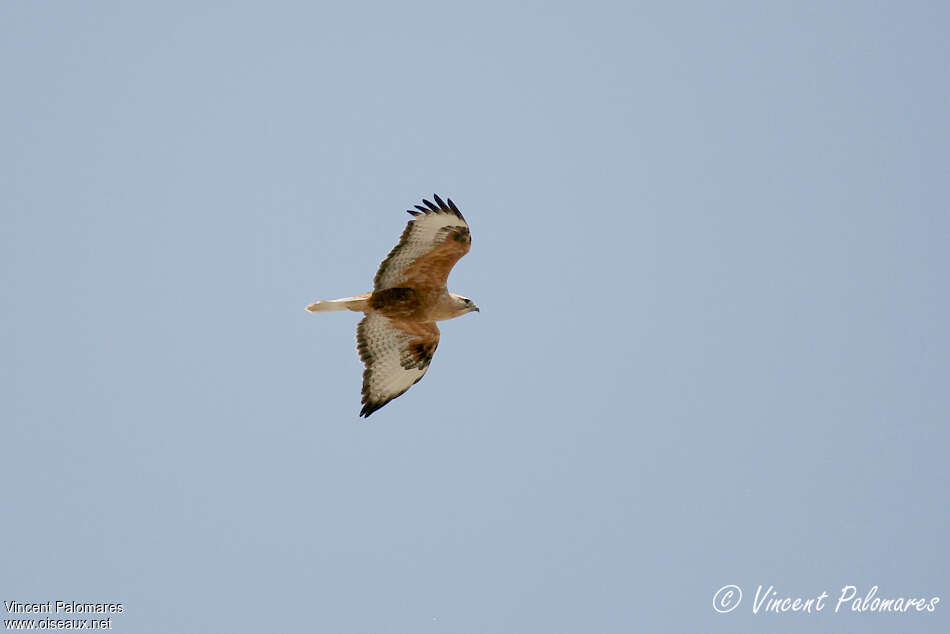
[[370, 287, 420, 317]]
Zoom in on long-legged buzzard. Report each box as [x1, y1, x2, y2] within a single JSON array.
[[306, 195, 478, 417]]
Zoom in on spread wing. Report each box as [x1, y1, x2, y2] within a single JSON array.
[[373, 195, 471, 291], [356, 313, 440, 417]]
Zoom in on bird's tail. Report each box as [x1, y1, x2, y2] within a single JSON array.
[[305, 293, 370, 313]]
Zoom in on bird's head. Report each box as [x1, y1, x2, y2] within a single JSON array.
[[451, 294, 480, 314]]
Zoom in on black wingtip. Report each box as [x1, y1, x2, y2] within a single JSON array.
[[360, 400, 385, 418], [406, 209, 420, 216], [411, 195, 464, 220], [446, 197, 464, 219]]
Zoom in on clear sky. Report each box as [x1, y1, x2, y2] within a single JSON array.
[[2, 2, 948, 633]]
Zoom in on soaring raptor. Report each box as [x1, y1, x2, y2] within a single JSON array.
[[306, 195, 479, 417]]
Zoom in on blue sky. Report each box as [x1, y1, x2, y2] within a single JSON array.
[[2, 2, 948, 633]]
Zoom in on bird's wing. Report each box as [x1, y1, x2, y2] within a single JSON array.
[[373, 195, 471, 291], [356, 313, 440, 417]]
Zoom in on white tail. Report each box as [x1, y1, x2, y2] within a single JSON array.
[[305, 293, 370, 313]]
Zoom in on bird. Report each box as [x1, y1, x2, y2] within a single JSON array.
[[306, 195, 479, 417]]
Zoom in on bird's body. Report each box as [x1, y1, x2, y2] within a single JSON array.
[[306, 195, 478, 417]]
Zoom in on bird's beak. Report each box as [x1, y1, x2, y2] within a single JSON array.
[[473, 306, 480, 312]]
